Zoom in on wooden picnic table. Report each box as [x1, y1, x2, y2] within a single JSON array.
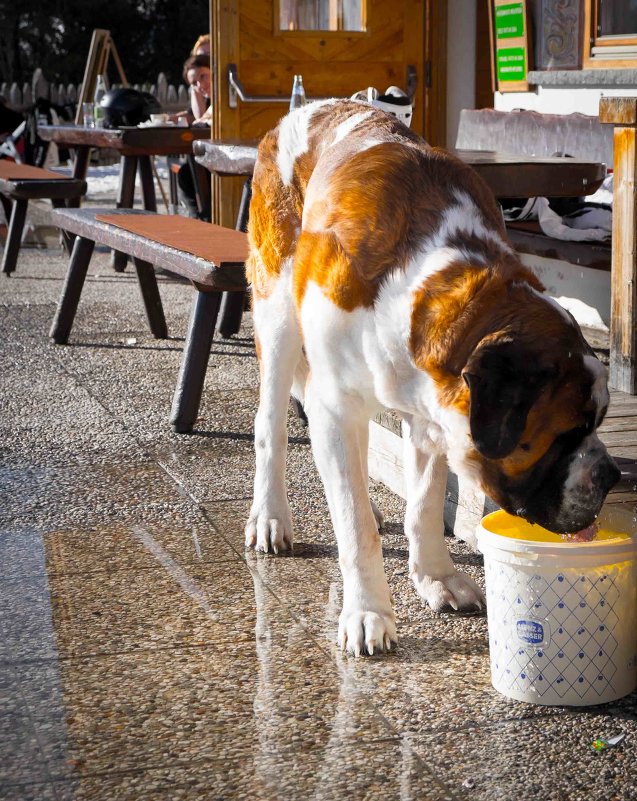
[[39, 124, 212, 206], [193, 139, 606, 199], [38, 124, 212, 270]]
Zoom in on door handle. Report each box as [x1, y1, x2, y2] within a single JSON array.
[[227, 63, 417, 109], [228, 64, 290, 108]]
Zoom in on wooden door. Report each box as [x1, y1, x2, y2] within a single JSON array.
[[210, 0, 446, 225]]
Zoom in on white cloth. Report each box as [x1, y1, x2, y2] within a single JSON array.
[[536, 197, 610, 242], [500, 174, 613, 243]]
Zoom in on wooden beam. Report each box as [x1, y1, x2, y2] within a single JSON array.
[[600, 96, 637, 394]]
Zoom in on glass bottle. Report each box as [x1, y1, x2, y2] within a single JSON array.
[[289, 74, 306, 111], [93, 74, 107, 128]]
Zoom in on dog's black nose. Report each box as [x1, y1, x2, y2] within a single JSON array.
[[593, 456, 621, 495]]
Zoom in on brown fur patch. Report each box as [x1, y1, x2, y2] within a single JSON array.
[[294, 139, 514, 310], [247, 131, 298, 301], [410, 261, 545, 410]]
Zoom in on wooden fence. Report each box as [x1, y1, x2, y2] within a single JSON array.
[[1, 68, 189, 113]]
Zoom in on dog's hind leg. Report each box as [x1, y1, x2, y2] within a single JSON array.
[[402, 421, 485, 612], [305, 386, 397, 656], [245, 269, 302, 554]]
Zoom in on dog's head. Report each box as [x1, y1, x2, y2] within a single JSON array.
[[410, 260, 619, 535], [460, 328, 619, 534]]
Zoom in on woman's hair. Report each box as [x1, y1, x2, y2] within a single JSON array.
[[182, 54, 211, 82], [191, 33, 211, 55]]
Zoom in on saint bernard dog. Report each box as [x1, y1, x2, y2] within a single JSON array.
[[244, 99, 620, 656]]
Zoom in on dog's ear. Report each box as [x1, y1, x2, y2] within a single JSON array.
[[462, 339, 556, 459]]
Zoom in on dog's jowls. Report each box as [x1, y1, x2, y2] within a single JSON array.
[[244, 100, 620, 656]]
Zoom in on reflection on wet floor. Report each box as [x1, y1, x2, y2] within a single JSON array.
[[2, 249, 637, 800]]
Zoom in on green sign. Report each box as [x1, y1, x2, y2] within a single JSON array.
[[495, 2, 525, 39], [496, 46, 527, 82]]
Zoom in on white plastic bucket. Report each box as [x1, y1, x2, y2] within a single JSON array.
[[477, 506, 637, 706]]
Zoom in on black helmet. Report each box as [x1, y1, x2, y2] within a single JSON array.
[[100, 88, 161, 128]]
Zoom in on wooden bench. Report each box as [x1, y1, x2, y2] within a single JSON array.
[[49, 207, 248, 433], [0, 161, 87, 275]]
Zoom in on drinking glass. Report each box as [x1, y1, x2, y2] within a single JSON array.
[[82, 102, 95, 127]]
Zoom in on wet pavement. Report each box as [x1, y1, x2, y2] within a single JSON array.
[[2, 241, 637, 801]]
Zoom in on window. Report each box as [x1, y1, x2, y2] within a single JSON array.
[[278, 0, 365, 32], [598, 0, 637, 36], [584, 0, 637, 66]]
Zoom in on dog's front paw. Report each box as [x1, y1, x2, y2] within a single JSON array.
[[412, 571, 484, 613], [245, 509, 293, 554], [338, 608, 397, 657]]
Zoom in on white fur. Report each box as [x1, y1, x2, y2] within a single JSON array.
[[331, 110, 375, 147], [448, 191, 513, 255], [245, 258, 301, 554], [276, 100, 336, 186]]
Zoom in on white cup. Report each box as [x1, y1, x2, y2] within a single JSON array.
[[150, 113, 168, 125]]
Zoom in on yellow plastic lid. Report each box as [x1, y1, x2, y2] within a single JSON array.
[[482, 509, 631, 545]]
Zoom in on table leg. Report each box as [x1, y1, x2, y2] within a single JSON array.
[[138, 156, 157, 211], [112, 155, 138, 272], [68, 145, 90, 208], [170, 289, 222, 433], [188, 158, 211, 221], [218, 292, 246, 338]]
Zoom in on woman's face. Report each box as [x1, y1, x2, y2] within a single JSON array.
[[187, 66, 211, 98]]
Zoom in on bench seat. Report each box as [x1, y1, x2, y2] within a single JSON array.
[[49, 207, 248, 433], [506, 221, 612, 272], [0, 161, 87, 275]]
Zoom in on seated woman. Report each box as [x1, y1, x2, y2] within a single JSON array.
[[190, 35, 212, 118], [170, 54, 213, 219], [170, 54, 212, 127]]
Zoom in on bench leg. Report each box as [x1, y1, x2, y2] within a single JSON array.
[[218, 291, 246, 338], [68, 146, 91, 207], [2, 198, 28, 275], [138, 156, 157, 212], [216, 178, 251, 336], [170, 289, 222, 433], [49, 236, 95, 344], [132, 257, 168, 338]]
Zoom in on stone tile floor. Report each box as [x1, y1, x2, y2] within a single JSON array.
[[1, 242, 637, 801]]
